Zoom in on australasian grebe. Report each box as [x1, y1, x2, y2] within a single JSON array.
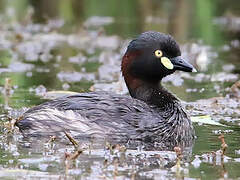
[[16, 31, 196, 149]]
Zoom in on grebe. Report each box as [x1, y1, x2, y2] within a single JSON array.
[[16, 31, 196, 149]]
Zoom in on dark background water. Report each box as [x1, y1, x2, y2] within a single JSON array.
[[0, 0, 240, 179]]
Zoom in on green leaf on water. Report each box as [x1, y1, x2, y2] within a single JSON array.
[[191, 115, 225, 126]]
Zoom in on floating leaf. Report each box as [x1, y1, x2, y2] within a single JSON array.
[[191, 115, 225, 126]]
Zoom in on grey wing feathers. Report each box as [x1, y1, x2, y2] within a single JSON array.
[[17, 92, 157, 138]]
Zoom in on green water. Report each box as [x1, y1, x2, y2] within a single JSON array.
[[0, 0, 240, 179]]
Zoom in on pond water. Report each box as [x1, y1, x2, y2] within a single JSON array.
[[0, 0, 240, 179]]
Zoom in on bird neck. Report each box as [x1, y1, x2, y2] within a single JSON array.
[[124, 76, 178, 107]]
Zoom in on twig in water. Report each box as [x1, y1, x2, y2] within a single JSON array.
[[113, 157, 119, 177], [65, 149, 83, 175], [64, 131, 79, 149], [65, 149, 83, 161], [218, 134, 228, 156], [4, 78, 12, 96], [64, 131, 85, 175], [47, 136, 56, 144], [5, 117, 17, 133], [174, 146, 183, 169]]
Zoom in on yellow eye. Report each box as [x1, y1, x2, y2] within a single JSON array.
[[154, 50, 163, 58]]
